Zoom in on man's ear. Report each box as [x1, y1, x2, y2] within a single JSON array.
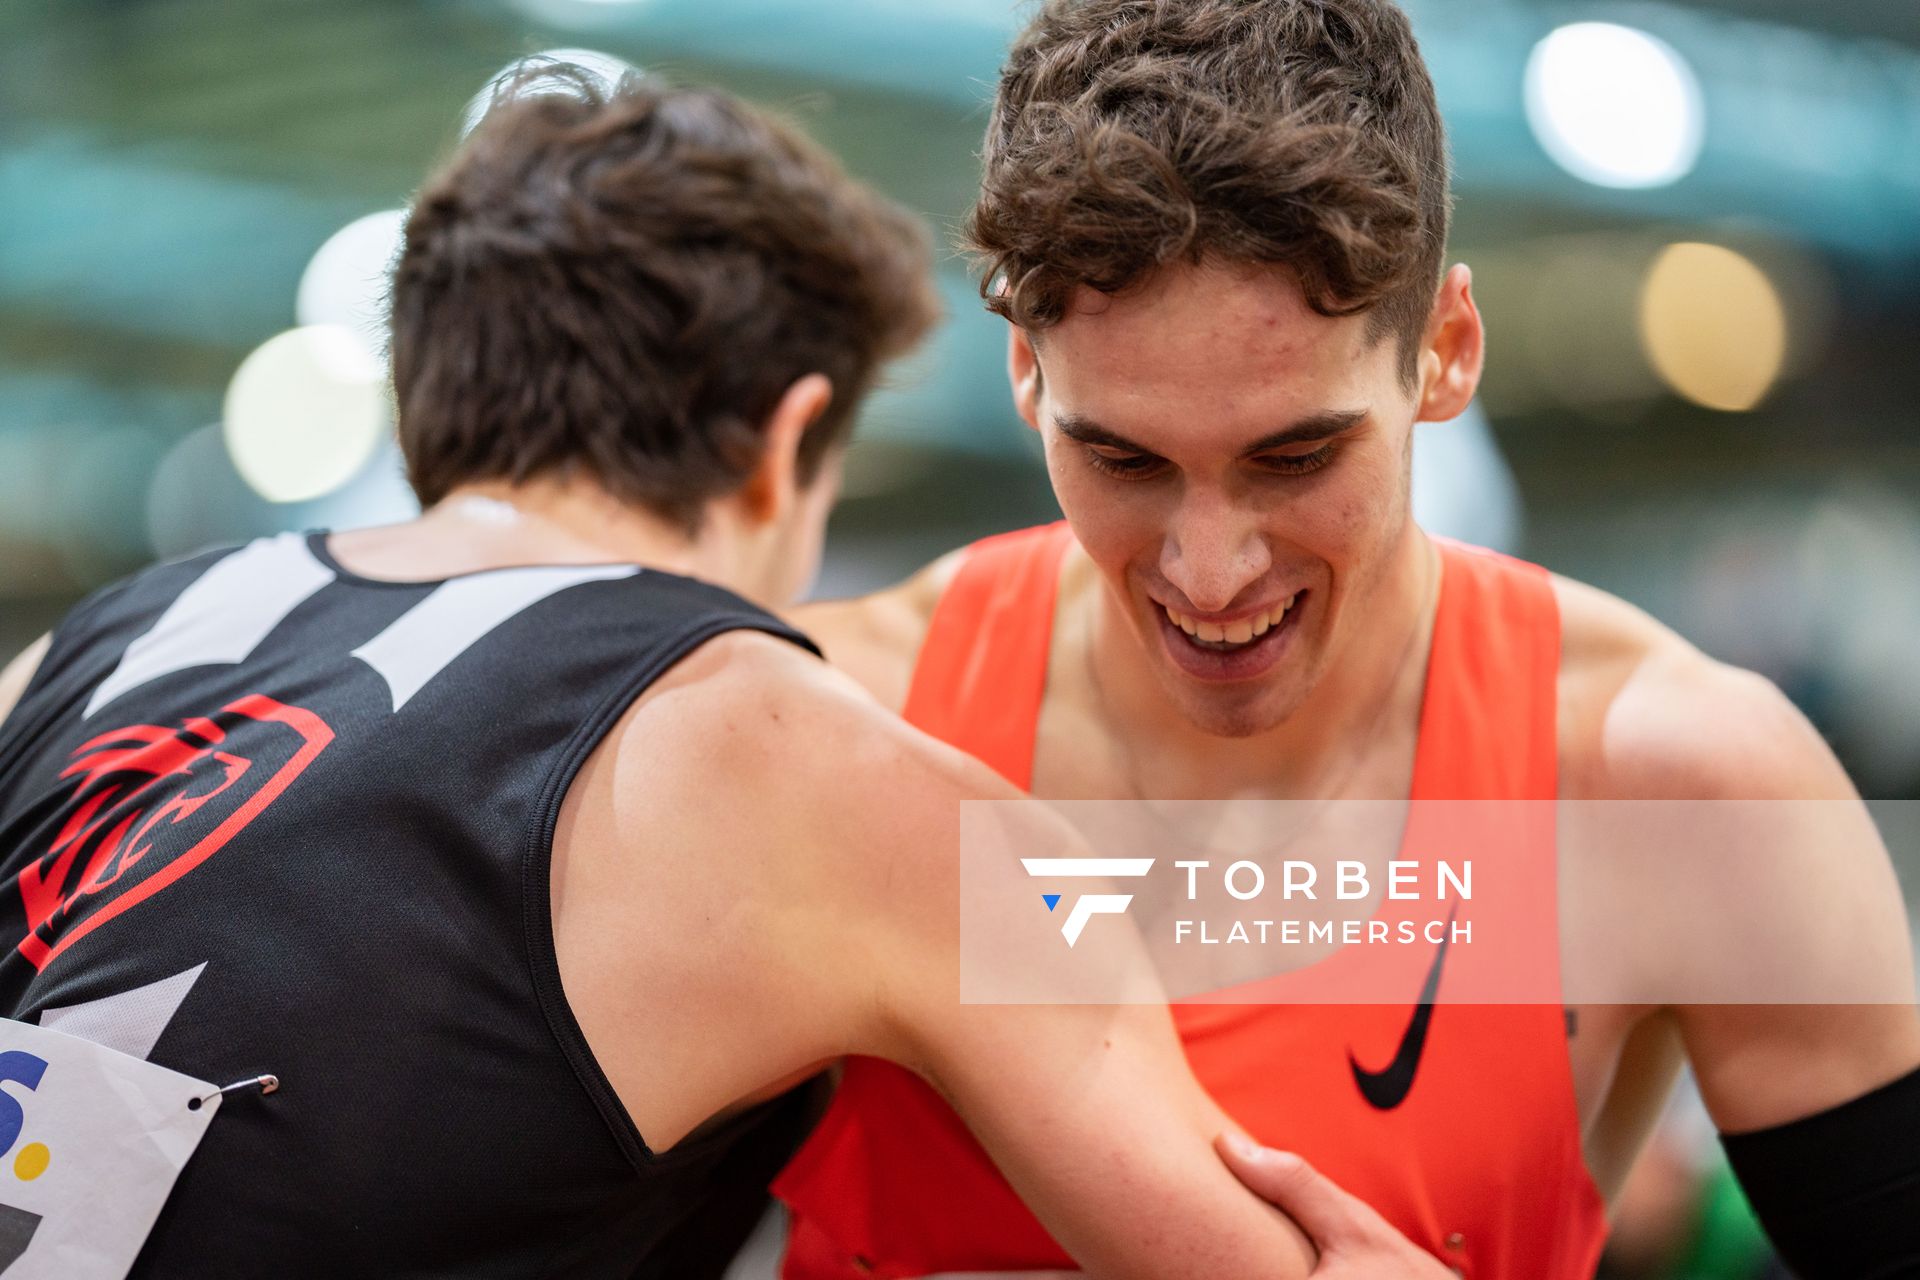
[[739, 373, 834, 524], [1415, 264, 1485, 424], [1007, 326, 1043, 431]]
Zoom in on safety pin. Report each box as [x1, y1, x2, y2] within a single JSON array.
[[188, 1074, 279, 1111]]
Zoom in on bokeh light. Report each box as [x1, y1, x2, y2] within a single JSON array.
[[149, 426, 418, 560], [1524, 23, 1706, 190], [222, 325, 389, 504], [1412, 402, 1524, 555], [1639, 242, 1789, 412], [461, 48, 640, 136], [296, 210, 408, 365]]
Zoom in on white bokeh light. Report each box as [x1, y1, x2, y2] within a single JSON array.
[[1524, 23, 1705, 190], [223, 325, 389, 504], [461, 48, 639, 136], [296, 209, 407, 363]]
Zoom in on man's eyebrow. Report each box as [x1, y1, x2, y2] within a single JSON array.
[[1053, 414, 1147, 451], [1052, 409, 1370, 455], [1240, 409, 1370, 454]]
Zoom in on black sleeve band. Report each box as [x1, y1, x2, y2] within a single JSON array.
[[1719, 1062, 1920, 1279]]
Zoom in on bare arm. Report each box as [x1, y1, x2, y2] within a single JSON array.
[[0, 635, 50, 728], [1666, 669, 1920, 1132], [568, 633, 1312, 1278], [1587, 643, 1920, 1132], [1552, 572, 1920, 1136], [833, 691, 1316, 1278], [892, 997, 1317, 1280]]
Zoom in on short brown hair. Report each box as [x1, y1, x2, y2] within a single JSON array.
[[390, 66, 940, 529], [969, 0, 1449, 381]]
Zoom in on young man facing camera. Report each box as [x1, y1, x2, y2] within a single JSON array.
[[0, 72, 1369, 1279], [774, 2, 1920, 1275]]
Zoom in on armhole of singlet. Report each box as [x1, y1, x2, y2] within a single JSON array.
[[1527, 559, 1562, 801], [1415, 539, 1562, 801], [520, 603, 824, 1172], [1492, 549, 1602, 1226], [1484, 544, 1561, 801], [1420, 540, 1601, 1229]]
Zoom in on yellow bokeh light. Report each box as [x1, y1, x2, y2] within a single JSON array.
[[1639, 243, 1789, 412]]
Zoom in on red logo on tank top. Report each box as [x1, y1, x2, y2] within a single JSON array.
[[14, 695, 333, 971]]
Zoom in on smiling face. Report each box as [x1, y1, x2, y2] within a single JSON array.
[[1013, 260, 1481, 738]]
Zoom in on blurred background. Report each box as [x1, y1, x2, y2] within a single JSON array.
[[4, 1, 1917, 1274]]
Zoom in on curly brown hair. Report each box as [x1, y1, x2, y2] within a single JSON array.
[[969, 0, 1449, 383], [391, 65, 940, 530]]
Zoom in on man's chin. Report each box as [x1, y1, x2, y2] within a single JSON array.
[[1164, 680, 1304, 741]]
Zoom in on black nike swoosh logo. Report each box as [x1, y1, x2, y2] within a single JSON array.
[[1348, 905, 1457, 1111]]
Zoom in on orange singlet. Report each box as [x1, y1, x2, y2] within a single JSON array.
[[773, 523, 1608, 1278]]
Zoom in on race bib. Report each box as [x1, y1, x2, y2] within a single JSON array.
[[0, 1018, 219, 1278]]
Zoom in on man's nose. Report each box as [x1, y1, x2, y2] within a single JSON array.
[[1160, 495, 1272, 614]]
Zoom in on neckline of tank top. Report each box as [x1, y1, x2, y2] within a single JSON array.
[[302, 529, 648, 591]]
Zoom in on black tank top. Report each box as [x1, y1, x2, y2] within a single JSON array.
[[0, 531, 829, 1277]]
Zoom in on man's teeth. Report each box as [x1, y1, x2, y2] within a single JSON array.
[[1163, 596, 1297, 649]]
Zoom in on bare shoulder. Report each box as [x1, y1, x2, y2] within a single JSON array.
[[785, 548, 969, 713], [617, 627, 905, 797], [616, 623, 1018, 878], [1549, 578, 1920, 1132], [1552, 573, 1852, 802], [553, 627, 1024, 1145]]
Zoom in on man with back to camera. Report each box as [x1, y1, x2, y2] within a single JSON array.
[[771, 1, 1920, 1275], [0, 65, 1446, 1278]]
